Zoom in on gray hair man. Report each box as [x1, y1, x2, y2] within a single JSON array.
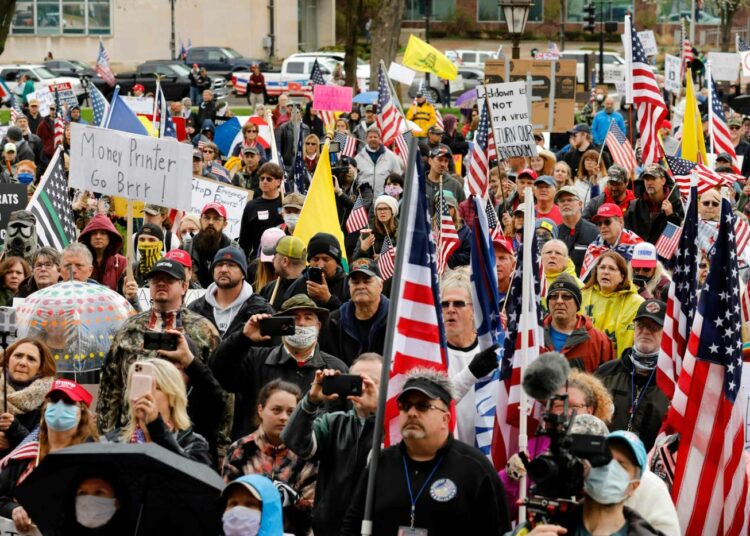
[[61, 242, 94, 283]]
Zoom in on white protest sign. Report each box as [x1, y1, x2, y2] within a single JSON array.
[[388, 62, 416, 86], [664, 54, 682, 94], [0, 516, 41, 535], [28, 87, 55, 116], [47, 82, 78, 109], [137, 288, 205, 311], [742, 51, 750, 77], [476, 82, 537, 159], [69, 124, 193, 210], [191, 176, 249, 239], [739, 362, 750, 450], [637, 31, 658, 57], [122, 96, 155, 116], [707, 52, 741, 81]]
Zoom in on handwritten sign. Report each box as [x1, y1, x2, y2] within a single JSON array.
[[637, 31, 658, 57], [664, 54, 682, 94], [69, 124, 193, 210], [312, 84, 353, 112], [122, 96, 155, 116], [707, 52, 740, 82], [0, 184, 27, 250], [27, 88, 56, 116], [191, 176, 249, 239], [477, 82, 537, 160], [137, 288, 205, 311]]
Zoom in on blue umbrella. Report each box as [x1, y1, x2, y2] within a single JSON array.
[[213, 116, 242, 156], [353, 91, 379, 104]]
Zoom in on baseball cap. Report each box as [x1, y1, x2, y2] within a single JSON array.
[[398, 376, 452, 407], [592, 203, 623, 221], [660, 119, 672, 131], [241, 145, 260, 156], [211, 246, 248, 277], [3, 143, 16, 154], [28, 98, 39, 106], [133, 83, 145, 93], [221, 476, 263, 502], [569, 414, 609, 436], [416, 90, 425, 98], [143, 204, 163, 216], [729, 116, 743, 128], [716, 152, 734, 163], [278, 294, 329, 320], [606, 430, 648, 477], [282, 192, 305, 210], [201, 202, 227, 219], [349, 259, 380, 279], [554, 185, 581, 202], [258, 228, 286, 263], [567, 123, 591, 135], [607, 165, 629, 183], [47, 379, 93, 407], [516, 168, 538, 181], [429, 144, 452, 159], [146, 258, 186, 281], [492, 235, 514, 255], [534, 175, 556, 188], [193, 149, 203, 160], [428, 125, 444, 135], [535, 218, 558, 238], [265, 235, 306, 260], [364, 105, 375, 113], [640, 164, 665, 179], [139, 223, 165, 243], [165, 249, 193, 269], [634, 299, 667, 327], [631, 242, 657, 268]]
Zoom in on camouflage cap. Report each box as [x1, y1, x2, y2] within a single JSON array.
[[607, 164, 629, 183], [9, 210, 36, 225], [277, 294, 329, 321], [569, 414, 609, 436], [640, 163, 665, 179]]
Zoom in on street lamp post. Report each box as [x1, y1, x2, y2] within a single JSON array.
[[169, 0, 176, 60], [499, 0, 533, 59]]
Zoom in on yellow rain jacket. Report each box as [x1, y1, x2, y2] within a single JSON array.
[[542, 258, 583, 310], [406, 101, 437, 138], [580, 283, 644, 358]]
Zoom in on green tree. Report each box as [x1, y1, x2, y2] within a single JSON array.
[[713, 0, 749, 51]]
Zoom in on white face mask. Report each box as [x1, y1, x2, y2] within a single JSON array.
[[181, 231, 195, 243], [222, 506, 261, 536], [75, 495, 118, 528], [283, 325, 318, 349], [283, 213, 299, 229]]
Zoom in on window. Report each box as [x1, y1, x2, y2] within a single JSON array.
[[565, 0, 633, 23], [656, 0, 720, 25], [478, 0, 543, 22], [286, 62, 304, 75], [11, 0, 111, 35], [404, 0, 457, 21]]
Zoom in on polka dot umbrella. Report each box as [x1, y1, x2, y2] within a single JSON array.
[[16, 281, 135, 383]]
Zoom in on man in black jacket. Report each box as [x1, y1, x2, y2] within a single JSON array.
[[210, 294, 348, 440], [322, 260, 388, 366], [556, 186, 599, 274], [624, 164, 684, 245], [282, 353, 381, 536], [238, 162, 284, 259], [188, 202, 238, 288]]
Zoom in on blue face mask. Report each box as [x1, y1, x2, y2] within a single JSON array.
[[17, 172, 34, 185], [45, 400, 79, 432], [584, 458, 637, 505]]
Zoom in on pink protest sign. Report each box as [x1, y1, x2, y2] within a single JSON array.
[[313, 85, 353, 112]]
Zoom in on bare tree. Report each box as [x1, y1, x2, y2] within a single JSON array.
[[715, 0, 748, 51], [0, 0, 17, 57], [344, 0, 364, 91], [369, 0, 406, 89]]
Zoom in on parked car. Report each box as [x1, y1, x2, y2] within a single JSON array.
[[108, 60, 227, 101], [184, 47, 272, 78], [406, 68, 484, 102], [559, 51, 626, 85], [445, 49, 498, 69], [43, 58, 112, 95], [0, 64, 85, 103]]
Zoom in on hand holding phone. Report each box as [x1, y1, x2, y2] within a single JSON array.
[[308, 266, 324, 284], [130, 361, 157, 402], [143, 331, 179, 351], [259, 316, 296, 337], [322, 374, 363, 398]]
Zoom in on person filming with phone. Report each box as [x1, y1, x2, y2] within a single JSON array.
[[211, 294, 348, 441], [285, 233, 349, 312]]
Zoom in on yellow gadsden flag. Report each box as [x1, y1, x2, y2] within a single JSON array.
[[293, 144, 348, 269], [402, 34, 458, 80], [682, 73, 708, 164]]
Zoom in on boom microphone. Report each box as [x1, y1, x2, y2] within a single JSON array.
[[522, 352, 571, 402]]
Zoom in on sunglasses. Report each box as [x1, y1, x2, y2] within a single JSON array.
[[548, 292, 575, 302], [305, 142, 318, 146], [440, 300, 470, 309], [397, 401, 448, 413], [730, 126, 741, 130], [701, 200, 720, 207], [595, 218, 614, 227], [633, 266, 653, 274], [202, 149, 215, 154], [245, 129, 258, 133], [259, 175, 277, 182], [699, 263, 709, 269]]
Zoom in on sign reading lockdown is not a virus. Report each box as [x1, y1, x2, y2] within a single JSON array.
[[477, 82, 537, 160], [69, 124, 193, 210]]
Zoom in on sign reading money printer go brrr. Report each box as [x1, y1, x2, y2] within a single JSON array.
[[69, 124, 193, 211], [476, 82, 537, 160]]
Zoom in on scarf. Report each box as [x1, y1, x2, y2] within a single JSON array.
[[0, 376, 54, 416], [137, 241, 162, 276], [147, 309, 182, 331]]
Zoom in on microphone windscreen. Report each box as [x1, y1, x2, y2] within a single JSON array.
[[522, 351, 571, 402]]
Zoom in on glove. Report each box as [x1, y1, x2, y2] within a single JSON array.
[[273, 480, 299, 507], [468, 344, 500, 379]]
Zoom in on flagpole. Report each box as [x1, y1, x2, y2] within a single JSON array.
[[596, 118, 614, 169], [360, 136, 419, 536], [707, 62, 715, 157], [104, 86, 120, 129]]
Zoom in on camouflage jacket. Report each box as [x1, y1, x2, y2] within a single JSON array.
[[96, 307, 232, 453]]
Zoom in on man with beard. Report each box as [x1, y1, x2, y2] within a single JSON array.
[[584, 165, 636, 220], [188, 202, 238, 288], [557, 186, 598, 274], [625, 164, 683, 245], [562, 123, 610, 176]]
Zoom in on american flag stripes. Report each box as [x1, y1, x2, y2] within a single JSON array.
[[665, 155, 740, 198], [376, 64, 405, 147], [292, 125, 308, 195], [333, 132, 358, 157], [628, 17, 667, 166], [53, 89, 64, 148], [393, 133, 409, 169], [308, 60, 335, 130], [681, 18, 694, 77], [345, 195, 369, 233], [485, 198, 503, 241], [708, 71, 737, 167], [384, 157, 451, 446], [9, 94, 21, 124], [668, 198, 747, 535], [95, 39, 116, 87], [466, 100, 491, 198], [655, 221, 682, 260], [377, 233, 396, 281], [209, 161, 230, 183], [28, 148, 76, 251], [580, 229, 643, 280], [604, 121, 637, 173], [90, 84, 110, 127], [698, 218, 750, 257], [742, 279, 750, 324], [0, 426, 39, 470], [436, 196, 459, 274]]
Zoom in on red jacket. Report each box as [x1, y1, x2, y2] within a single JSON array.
[[542, 314, 615, 373], [79, 214, 127, 291], [604, 187, 635, 214]]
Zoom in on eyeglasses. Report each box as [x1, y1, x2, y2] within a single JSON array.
[[440, 300, 470, 309], [730, 126, 741, 130], [595, 218, 614, 227], [259, 175, 277, 182], [397, 401, 448, 413], [548, 292, 575, 302], [245, 129, 258, 133], [701, 200, 720, 207], [202, 149, 215, 154], [305, 142, 318, 146], [34, 261, 55, 270]]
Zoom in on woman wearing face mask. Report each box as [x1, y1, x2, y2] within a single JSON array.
[[0, 379, 97, 534], [221, 474, 289, 536], [222, 380, 316, 536], [353, 195, 398, 262], [0, 338, 56, 458], [0, 256, 30, 307], [177, 213, 201, 253], [383, 172, 403, 201]]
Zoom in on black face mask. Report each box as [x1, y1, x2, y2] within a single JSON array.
[[632, 274, 650, 288]]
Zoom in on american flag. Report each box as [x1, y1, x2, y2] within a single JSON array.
[[345, 194, 369, 233], [28, 148, 76, 250], [468, 195, 504, 460], [308, 60, 335, 130], [9, 94, 22, 124], [95, 39, 116, 87], [466, 99, 491, 198], [485, 198, 503, 240], [655, 221, 682, 260], [604, 121, 637, 173], [90, 84, 110, 127], [742, 279, 750, 324], [333, 132, 358, 157], [154, 82, 177, 138], [436, 196, 459, 274], [667, 198, 747, 534], [628, 17, 667, 166], [393, 133, 409, 169], [291, 125, 308, 194], [697, 218, 750, 257], [681, 18, 694, 77], [209, 161, 230, 183], [736, 35, 750, 53], [708, 72, 739, 169], [665, 155, 740, 198], [0, 426, 39, 470], [580, 229, 643, 280], [53, 89, 65, 148], [384, 157, 451, 446], [376, 63, 405, 147], [377, 233, 396, 281]]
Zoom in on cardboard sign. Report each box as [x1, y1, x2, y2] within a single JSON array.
[[122, 96, 155, 116], [388, 62, 416, 86], [477, 82, 537, 159], [312, 84, 353, 112], [0, 184, 28, 250], [637, 31, 658, 57], [483, 59, 577, 132], [191, 176, 249, 239], [664, 54, 682, 94], [707, 52, 741, 82], [69, 124, 193, 210], [137, 288, 205, 311]]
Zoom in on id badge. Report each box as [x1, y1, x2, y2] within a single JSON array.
[[397, 527, 428, 536]]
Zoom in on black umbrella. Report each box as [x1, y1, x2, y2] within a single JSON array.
[[728, 94, 750, 116], [15, 442, 225, 535]]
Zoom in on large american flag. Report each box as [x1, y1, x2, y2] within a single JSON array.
[[9, 94, 22, 125], [95, 39, 116, 87], [580, 229, 643, 280], [90, 84, 110, 127], [629, 17, 667, 166], [665, 155, 741, 198], [708, 73, 737, 166], [209, 161, 231, 183], [384, 158, 451, 446], [376, 64, 405, 147], [697, 218, 750, 258], [466, 99, 491, 198], [604, 121, 637, 173], [28, 148, 76, 250], [681, 18, 694, 77], [308, 60, 335, 130], [345, 194, 368, 233], [667, 198, 747, 535], [377, 233, 396, 281], [292, 125, 308, 194], [436, 196, 459, 274]]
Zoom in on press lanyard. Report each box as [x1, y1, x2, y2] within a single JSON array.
[[402, 455, 444, 529], [628, 366, 656, 431]]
